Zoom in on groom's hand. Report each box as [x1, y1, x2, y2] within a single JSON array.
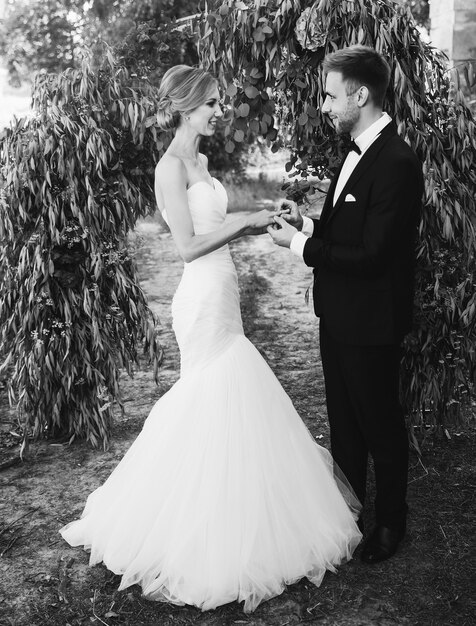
[[267, 215, 298, 248], [278, 200, 303, 231]]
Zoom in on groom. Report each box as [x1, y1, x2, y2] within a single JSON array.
[[268, 46, 423, 563]]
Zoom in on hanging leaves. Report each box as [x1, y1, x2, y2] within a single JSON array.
[[0, 49, 163, 448]]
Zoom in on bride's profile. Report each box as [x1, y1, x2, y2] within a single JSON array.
[[60, 64, 362, 613]]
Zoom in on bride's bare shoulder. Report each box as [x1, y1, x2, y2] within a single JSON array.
[[155, 153, 187, 185]]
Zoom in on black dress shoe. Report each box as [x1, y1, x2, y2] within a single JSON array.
[[360, 525, 405, 564]]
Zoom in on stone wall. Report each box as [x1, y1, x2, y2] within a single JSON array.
[[430, 0, 476, 64]]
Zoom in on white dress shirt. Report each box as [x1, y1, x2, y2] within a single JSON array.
[[290, 112, 393, 258]]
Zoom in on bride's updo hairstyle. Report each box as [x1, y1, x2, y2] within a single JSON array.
[[156, 65, 218, 131]]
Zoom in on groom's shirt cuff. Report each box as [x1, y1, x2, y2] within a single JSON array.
[[290, 232, 309, 258], [290, 215, 314, 258]]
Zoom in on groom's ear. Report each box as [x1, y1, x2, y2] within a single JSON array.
[[356, 86, 370, 107]]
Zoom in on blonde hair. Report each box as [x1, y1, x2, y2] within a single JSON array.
[[156, 65, 218, 131]]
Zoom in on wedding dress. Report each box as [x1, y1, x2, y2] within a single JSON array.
[[60, 178, 362, 613]]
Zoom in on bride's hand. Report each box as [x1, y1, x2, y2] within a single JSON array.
[[245, 209, 279, 235]]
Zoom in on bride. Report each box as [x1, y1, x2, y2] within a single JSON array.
[[60, 65, 362, 613]]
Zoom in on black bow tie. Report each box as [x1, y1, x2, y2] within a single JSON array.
[[348, 139, 361, 155]]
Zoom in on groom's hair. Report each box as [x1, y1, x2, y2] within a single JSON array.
[[322, 45, 391, 107]]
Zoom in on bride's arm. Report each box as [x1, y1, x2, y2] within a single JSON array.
[[155, 157, 275, 263]]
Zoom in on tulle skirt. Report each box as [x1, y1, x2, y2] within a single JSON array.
[[60, 334, 361, 613]]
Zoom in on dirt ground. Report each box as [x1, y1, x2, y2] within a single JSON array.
[[0, 207, 475, 626]]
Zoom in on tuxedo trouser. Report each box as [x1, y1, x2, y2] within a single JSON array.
[[319, 321, 409, 530]]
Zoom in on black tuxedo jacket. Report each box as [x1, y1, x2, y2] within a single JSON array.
[[303, 122, 423, 346]]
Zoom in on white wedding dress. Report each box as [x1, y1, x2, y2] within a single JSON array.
[[60, 178, 362, 613]]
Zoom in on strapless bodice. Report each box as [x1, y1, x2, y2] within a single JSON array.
[[186, 178, 228, 234], [162, 177, 230, 266], [162, 178, 227, 233]]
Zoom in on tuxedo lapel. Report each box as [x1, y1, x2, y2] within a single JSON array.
[[323, 123, 398, 226], [320, 159, 345, 225]]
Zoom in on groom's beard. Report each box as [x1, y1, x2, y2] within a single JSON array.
[[330, 102, 360, 136]]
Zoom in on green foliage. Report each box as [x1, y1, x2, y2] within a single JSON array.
[[198, 0, 476, 430], [0, 0, 248, 173], [0, 50, 162, 447], [115, 21, 199, 85], [0, 0, 202, 86], [116, 0, 202, 23], [0, 0, 84, 86], [401, 0, 429, 31]]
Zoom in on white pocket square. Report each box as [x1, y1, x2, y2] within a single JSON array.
[[345, 194, 356, 202]]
